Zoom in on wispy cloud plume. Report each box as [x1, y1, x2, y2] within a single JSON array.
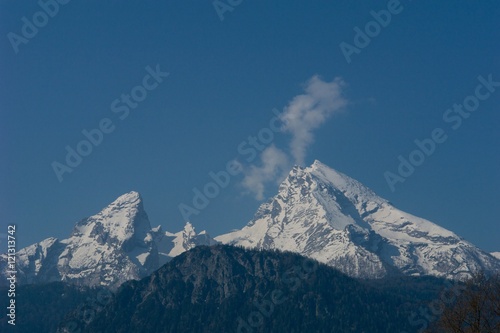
[[240, 75, 347, 200], [280, 75, 347, 165], [241, 145, 290, 200]]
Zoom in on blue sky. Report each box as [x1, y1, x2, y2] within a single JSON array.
[[0, 0, 499, 252]]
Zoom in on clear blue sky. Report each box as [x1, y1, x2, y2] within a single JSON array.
[[1, 0, 499, 252]]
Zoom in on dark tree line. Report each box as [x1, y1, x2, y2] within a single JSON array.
[[427, 273, 500, 333]]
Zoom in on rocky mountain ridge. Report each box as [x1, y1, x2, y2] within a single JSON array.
[[216, 160, 500, 279], [1, 160, 499, 288], [0, 192, 215, 289]]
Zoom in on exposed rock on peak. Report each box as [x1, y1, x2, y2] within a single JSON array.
[[1, 192, 216, 289], [217, 160, 500, 279]]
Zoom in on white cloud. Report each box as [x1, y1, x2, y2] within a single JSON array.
[[280, 75, 347, 165], [241, 145, 290, 200], [240, 75, 347, 200]]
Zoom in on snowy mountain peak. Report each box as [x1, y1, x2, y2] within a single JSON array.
[[113, 190, 141, 205], [2, 192, 154, 289], [183, 221, 195, 235], [71, 191, 149, 246], [217, 160, 500, 279], [0, 192, 217, 289], [155, 222, 217, 265], [3, 170, 499, 289], [96, 191, 143, 220], [307, 160, 386, 205]]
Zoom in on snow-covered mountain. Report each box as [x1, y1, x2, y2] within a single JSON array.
[[0, 192, 216, 289], [153, 221, 218, 266], [2, 161, 498, 288], [216, 160, 500, 279]]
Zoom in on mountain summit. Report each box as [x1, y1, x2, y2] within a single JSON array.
[[56, 191, 158, 288], [153, 221, 218, 266], [1, 161, 498, 289], [4, 191, 159, 289], [216, 160, 500, 279], [0, 191, 215, 289]]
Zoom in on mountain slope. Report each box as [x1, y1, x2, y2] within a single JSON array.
[[0, 282, 107, 333], [216, 160, 500, 279], [68, 245, 441, 333], [2, 161, 498, 288], [0, 192, 216, 289], [9, 192, 158, 289]]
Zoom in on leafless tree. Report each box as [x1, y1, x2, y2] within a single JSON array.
[[427, 272, 500, 333]]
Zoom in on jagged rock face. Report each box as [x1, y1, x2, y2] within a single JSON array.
[[9, 192, 159, 289], [14, 238, 67, 284], [0, 192, 217, 289], [153, 222, 218, 266], [1, 161, 498, 289], [216, 160, 500, 279], [56, 192, 159, 288]]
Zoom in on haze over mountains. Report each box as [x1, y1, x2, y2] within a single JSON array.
[[1, 160, 499, 289]]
